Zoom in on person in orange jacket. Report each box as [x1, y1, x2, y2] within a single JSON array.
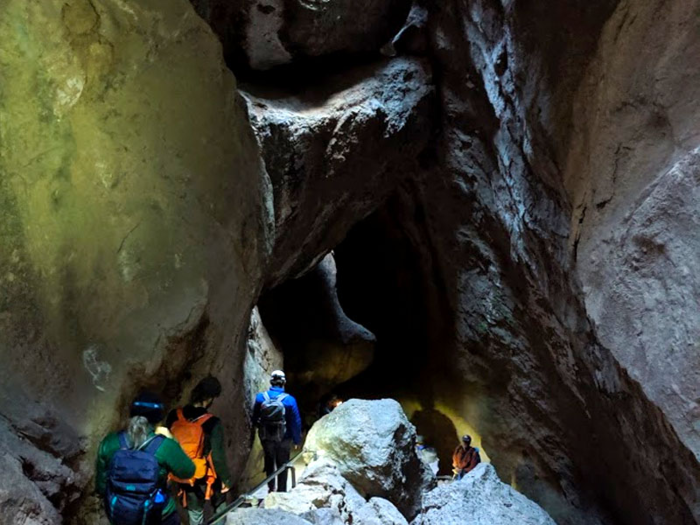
[[452, 434, 481, 479]]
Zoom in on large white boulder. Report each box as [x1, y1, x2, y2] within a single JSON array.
[[303, 398, 434, 518], [264, 459, 369, 522], [411, 463, 556, 525], [226, 508, 312, 525]]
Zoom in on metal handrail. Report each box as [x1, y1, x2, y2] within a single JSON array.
[[207, 452, 302, 525]]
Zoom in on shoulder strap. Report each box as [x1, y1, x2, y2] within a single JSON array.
[[262, 392, 270, 402], [277, 393, 288, 402], [140, 435, 165, 455], [118, 431, 130, 450], [193, 413, 214, 427]]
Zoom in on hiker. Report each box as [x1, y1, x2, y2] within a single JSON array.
[[318, 393, 341, 419], [166, 376, 232, 525], [416, 435, 440, 475], [96, 392, 195, 525], [252, 370, 302, 492], [452, 434, 481, 479]]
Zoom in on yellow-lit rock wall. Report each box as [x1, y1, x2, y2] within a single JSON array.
[[0, 0, 271, 520]]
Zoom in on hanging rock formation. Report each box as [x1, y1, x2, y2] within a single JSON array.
[[241, 57, 433, 284], [190, 0, 413, 70]]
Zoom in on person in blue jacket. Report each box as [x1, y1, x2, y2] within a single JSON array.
[[252, 370, 302, 492]]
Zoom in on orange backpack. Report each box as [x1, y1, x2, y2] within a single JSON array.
[[169, 409, 217, 500]]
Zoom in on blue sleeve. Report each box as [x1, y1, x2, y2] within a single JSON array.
[[252, 393, 263, 427], [285, 396, 302, 444]]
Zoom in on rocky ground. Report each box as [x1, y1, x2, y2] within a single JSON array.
[[226, 399, 554, 525]]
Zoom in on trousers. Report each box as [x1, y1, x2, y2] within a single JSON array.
[[181, 483, 225, 525], [262, 439, 291, 492]]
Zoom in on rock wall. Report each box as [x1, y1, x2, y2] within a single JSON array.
[[566, 0, 700, 462], [0, 0, 270, 521], [401, 0, 700, 523]]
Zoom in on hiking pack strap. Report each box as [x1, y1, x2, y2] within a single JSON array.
[[262, 392, 270, 402], [193, 413, 214, 426], [176, 407, 213, 426], [277, 393, 287, 402], [141, 435, 165, 455]]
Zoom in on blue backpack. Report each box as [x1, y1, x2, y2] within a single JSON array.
[[105, 432, 166, 525]]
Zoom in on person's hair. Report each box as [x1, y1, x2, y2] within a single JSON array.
[[191, 376, 222, 404], [127, 415, 152, 448]]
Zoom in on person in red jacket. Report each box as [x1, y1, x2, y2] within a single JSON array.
[[452, 434, 481, 479]]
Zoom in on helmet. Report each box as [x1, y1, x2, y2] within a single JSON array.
[[462, 434, 472, 445], [131, 391, 165, 424], [271, 370, 286, 385]]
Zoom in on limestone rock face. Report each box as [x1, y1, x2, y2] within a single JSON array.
[[191, 0, 413, 70], [0, 0, 268, 519], [303, 399, 434, 518], [566, 0, 700, 462], [242, 57, 433, 284], [412, 464, 555, 525]]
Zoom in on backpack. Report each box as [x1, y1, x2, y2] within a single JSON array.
[[258, 392, 288, 442], [169, 409, 216, 489], [105, 432, 165, 525]]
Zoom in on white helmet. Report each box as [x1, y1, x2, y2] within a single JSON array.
[[271, 370, 286, 383]]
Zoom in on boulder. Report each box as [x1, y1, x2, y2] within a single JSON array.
[[226, 508, 312, 525], [242, 57, 433, 285], [191, 0, 413, 70], [301, 508, 346, 525], [354, 497, 410, 525], [412, 463, 555, 525], [265, 459, 367, 523], [303, 399, 434, 518]]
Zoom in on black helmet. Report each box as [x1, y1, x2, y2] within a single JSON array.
[[191, 376, 222, 404], [462, 434, 472, 445], [130, 391, 165, 424]]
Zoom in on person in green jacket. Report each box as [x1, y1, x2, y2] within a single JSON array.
[[166, 376, 232, 525], [96, 392, 195, 525]]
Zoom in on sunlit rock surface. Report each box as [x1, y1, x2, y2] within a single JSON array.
[[412, 463, 555, 525]]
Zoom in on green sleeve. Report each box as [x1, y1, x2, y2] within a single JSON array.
[[95, 433, 119, 496], [157, 437, 196, 480], [210, 421, 232, 487]]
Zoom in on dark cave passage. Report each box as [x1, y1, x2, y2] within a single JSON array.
[[258, 193, 480, 476]]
